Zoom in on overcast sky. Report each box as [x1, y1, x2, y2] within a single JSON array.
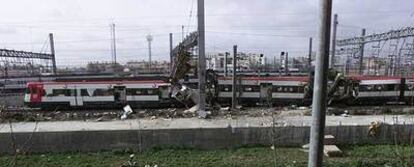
[[0, 0, 413, 67]]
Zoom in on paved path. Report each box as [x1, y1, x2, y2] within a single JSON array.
[[1, 114, 414, 133]]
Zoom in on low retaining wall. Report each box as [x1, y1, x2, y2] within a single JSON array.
[[0, 124, 413, 154]]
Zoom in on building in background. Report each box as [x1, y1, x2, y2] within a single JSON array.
[[206, 52, 264, 72]]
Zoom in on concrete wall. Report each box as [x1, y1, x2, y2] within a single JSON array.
[[0, 124, 413, 154]]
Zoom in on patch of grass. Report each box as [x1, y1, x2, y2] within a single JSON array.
[[0, 145, 413, 167]]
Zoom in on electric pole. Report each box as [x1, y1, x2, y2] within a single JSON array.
[[308, 37, 313, 72], [308, 0, 332, 166], [49, 33, 57, 75], [146, 34, 153, 72], [359, 28, 366, 75], [232, 45, 238, 110], [197, 0, 206, 118], [169, 33, 173, 71], [285, 52, 289, 76], [111, 23, 117, 65], [330, 14, 338, 69], [224, 52, 229, 76], [182, 25, 185, 42]]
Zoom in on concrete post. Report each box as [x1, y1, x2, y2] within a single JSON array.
[[197, 0, 206, 118], [308, 0, 332, 166]]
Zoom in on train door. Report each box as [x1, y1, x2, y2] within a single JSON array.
[[29, 83, 43, 103], [260, 83, 272, 105], [114, 86, 127, 104], [158, 85, 170, 102]]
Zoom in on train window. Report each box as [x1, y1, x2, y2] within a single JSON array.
[[375, 85, 383, 91], [272, 86, 286, 92], [253, 86, 260, 92], [127, 89, 142, 95], [52, 89, 71, 96], [244, 87, 253, 91], [126, 89, 158, 95], [80, 89, 90, 96], [219, 85, 232, 92], [242, 85, 258, 92], [148, 89, 158, 95], [93, 89, 113, 96], [385, 84, 396, 91]]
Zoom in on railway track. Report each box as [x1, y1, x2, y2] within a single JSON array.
[[2, 104, 414, 123]]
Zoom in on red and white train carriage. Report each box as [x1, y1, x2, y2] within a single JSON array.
[[24, 75, 414, 109], [24, 80, 173, 109]]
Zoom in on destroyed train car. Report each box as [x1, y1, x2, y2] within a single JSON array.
[[23, 75, 414, 110]]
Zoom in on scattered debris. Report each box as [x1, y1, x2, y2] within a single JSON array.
[[324, 135, 336, 145], [121, 105, 134, 120], [121, 154, 138, 167], [298, 106, 308, 110], [301, 135, 343, 157], [220, 107, 230, 111], [301, 144, 309, 150], [341, 110, 349, 117], [183, 105, 198, 114], [323, 145, 343, 157], [368, 121, 381, 136], [289, 105, 298, 110], [235, 105, 243, 110], [95, 116, 105, 122]]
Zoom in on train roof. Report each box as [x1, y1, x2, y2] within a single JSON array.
[[348, 76, 402, 80], [27, 80, 167, 86], [218, 76, 309, 81]]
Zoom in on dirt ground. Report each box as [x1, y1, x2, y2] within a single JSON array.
[[2, 104, 414, 123]]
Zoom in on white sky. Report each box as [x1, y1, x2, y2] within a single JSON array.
[[0, 0, 413, 67]]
